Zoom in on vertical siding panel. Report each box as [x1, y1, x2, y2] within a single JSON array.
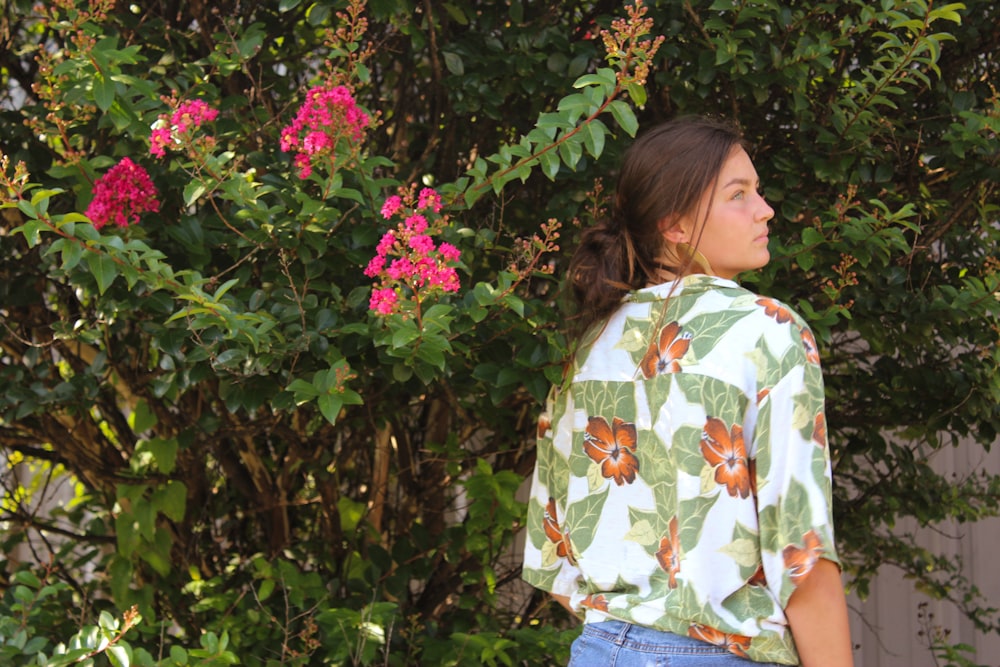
[[849, 437, 1000, 667]]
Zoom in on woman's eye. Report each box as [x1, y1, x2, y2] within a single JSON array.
[[732, 191, 744, 200]]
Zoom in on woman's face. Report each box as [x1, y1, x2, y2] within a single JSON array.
[[676, 146, 774, 280]]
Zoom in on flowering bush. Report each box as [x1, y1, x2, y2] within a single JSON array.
[[84, 157, 160, 229], [279, 84, 370, 178], [150, 99, 219, 158], [365, 186, 460, 316], [1, 0, 998, 666]]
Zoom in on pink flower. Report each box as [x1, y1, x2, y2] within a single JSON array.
[[418, 187, 443, 213], [150, 127, 172, 157], [85, 157, 160, 230], [404, 214, 427, 233], [280, 127, 299, 152], [172, 100, 217, 134], [281, 85, 369, 179], [408, 234, 434, 255], [386, 257, 415, 280], [294, 153, 313, 179], [365, 183, 463, 317], [369, 287, 398, 315], [381, 195, 403, 219], [149, 99, 218, 158], [438, 267, 460, 292], [363, 254, 385, 278], [303, 130, 332, 155], [438, 242, 460, 262], [377, 231, 397, 256]]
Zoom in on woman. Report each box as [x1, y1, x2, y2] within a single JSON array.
[[522, 116, 853, 666]]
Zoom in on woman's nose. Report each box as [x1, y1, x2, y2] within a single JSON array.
[[757, 193, 774, 222]]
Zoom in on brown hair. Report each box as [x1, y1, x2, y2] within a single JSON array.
[[568, 115, 745, 336]]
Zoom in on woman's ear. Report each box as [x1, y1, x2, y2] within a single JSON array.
[[659, 216, 690, 244]]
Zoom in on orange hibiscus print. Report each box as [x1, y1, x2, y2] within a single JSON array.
[[640, 321, 693, 378], [747, 563, 767, 587], [756, 297, 792, 323], [783, 529, 824, 583], [700, 417, 752, 499], [580, 593, 609, 612], [654, 516, 682, 588], [537, 414, 551, 439], [812, 412, 827, 448], [756, 388, 770, 405], [800, 326, 820, 364], [543, 497, 577, 565], [688, 623, 752, 658], [583, 416, 639, 486]]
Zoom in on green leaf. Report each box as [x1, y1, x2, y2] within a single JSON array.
[[93, 73, 115, 111], [801, 227, 824, 246], [146, 437, 179, 475], [183, 181, 207, 206], [538, 149, 560, 180], [106, 643, 132, 667], [608, 100, 639, 136], [581, 119, 607, 158], [443, 51, 464, 75], [557, 136, 583, 170], [86, 252, 118, 294], [60, 238, 84, 269], [318, 393, 344, 424], [625, 82, 647, 107]]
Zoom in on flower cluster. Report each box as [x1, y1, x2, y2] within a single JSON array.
[[600, 0, 665, 88], [85, 157, 160, 230], [150, 99, 219, 158], [280, 85, 370, 179], [365, 186, 460, 316]]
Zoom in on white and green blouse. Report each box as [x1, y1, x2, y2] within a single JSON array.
[[522, 274, 839, 665]]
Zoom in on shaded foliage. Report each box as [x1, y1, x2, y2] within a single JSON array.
[[0, 0, 998, 665]]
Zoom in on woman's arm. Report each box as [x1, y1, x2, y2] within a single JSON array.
[[785, 558, 854, 667], [550, 592, 577, 615]]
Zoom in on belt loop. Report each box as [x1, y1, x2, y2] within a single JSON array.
[[615, 621, 632, 646]]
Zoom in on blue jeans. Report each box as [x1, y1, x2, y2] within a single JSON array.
[[569, 621, 786, 666]]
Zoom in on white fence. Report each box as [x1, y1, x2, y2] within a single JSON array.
[[849, 439, 1000, 666]]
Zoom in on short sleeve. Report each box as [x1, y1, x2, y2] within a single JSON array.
[[752, 320, 840, 609]]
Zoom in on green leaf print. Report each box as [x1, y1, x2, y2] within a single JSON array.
[[643, 374, 672, 426], [565, 485, 610, 554], [758, 503, 780, 553], [623, 518, 658, 547], [575, 382, 640, 423], [538, 438, 572, 506], [753, 399, 772, 478], [541, 539, 560, 567], [627, 507, 670, 551], [525, 562, 563, 590], [586, 461, 606, 492], [527, 497, 549, 550], [616, 325, 649, 353], [676, 494, 716, 546], [683, 308, 753, 360], [720, 585, 763, 622], [755, 335, 804, 390], [671, 424, 707, 477], [638, 422, 679, 487], [778, 478, 818, 550], [676, 374, 747, 425], [746, 634, 795, 664], [699, 464, 718, 495], [718, 538, 759, 569], [732, 521, 761, 578]]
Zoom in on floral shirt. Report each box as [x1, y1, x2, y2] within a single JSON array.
[[522, 275, 839, 666]]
